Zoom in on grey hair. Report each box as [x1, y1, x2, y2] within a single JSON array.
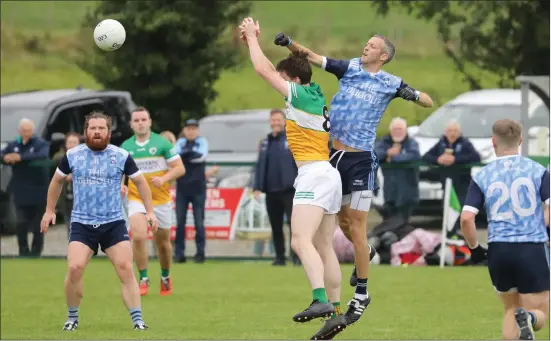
[[373, 34, 395, 64], [389, 117, 407, 130], [18, 118, 34, 129]]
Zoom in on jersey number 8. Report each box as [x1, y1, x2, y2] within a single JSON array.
[[322, 105, 330, 133], [487, 177, 537, 220]]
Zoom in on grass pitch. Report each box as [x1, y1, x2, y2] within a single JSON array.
[[2, 258, 547, 340]]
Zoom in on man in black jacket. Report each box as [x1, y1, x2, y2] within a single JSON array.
[[174, 119, 208, 263], [1, 119, 50, 256], [422, 121, 480, 234], [374, 118, 421, 222], [253, 109, 299, 266]]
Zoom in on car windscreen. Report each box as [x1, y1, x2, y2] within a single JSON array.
[[417, 104, 525, 138], [0, 106, 46, 141], [199, 120, 272, 153]]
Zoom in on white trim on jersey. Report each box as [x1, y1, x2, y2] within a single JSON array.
[[56, 168, 68, 177], [128, 170, 142, 179], [166, 154, 181, 163], [462, 205, 479, 214], [321, 56, 328, 70], [545, 198, 550, 206]]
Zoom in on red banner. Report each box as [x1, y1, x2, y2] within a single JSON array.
[[140, 187, 247, 241]]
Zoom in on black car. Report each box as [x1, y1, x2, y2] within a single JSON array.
[[0, 88, 137, 234]]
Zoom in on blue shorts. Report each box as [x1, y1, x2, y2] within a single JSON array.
[[329, 149, 379, 194], [487, 242, 550, 294], [69, 220, 129, 255]]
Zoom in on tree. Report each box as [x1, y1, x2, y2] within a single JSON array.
[[80, 0, 251, 132], [372, 0, 549, 89]]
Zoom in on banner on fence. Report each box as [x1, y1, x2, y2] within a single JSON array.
[[141, 187, 247, 241]]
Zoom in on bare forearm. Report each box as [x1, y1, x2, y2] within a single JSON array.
[[136, 182, 154, 214], [247, 36, 275, 73], [46, 181, 64, 213], [460, 218, 478, 248], [161, 166, 185, 183], [287, 41, 323, 67]]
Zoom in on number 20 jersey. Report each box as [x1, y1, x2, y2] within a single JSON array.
[[465, 155, 550, 243]]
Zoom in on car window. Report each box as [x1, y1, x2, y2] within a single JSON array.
[[417, 105, 523, 138], [0, 107, 46, 141], [200, 120, 272, 152]]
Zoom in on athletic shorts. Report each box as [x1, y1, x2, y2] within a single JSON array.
[[69, 219, 129, 255], [293, 161, 342, 215], [487, 242, 550, 294], [329, 148, 379, 212], [127, 200, 172, 229]]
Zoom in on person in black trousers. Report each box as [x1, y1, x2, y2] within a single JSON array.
[[1, 119, 50, 257], [174, 119, 209, 264], [253, 109, 299, 266]]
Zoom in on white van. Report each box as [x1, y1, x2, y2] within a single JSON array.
[[372, 89, 550, 217]]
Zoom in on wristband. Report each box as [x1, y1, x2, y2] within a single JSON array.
[[414, 90, 420, 101], [286, 38, 293, 47], [468, 242, 479, 249]]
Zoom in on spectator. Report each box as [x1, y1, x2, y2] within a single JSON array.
[[0, 118, 50, 257], [375, 117, 421, 222], [52, 133, 81, 237], [174, 119, 209, 263], [422, 121, 480, 234], [253, 109, 299, 266]]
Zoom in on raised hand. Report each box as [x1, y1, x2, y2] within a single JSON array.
[[274, 32, 292, 47]]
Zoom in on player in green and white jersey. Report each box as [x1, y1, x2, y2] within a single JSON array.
[[121, 107, 186, 296]]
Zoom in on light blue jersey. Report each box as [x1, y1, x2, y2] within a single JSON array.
[[322, 57, 404, 151], [463, 155, 550, 243], [57, 144, 141, 225]]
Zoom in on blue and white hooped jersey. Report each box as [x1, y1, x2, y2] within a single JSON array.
[[57, 144, 141, 225], [322, 57, 404, 152], [463, 155, 550, 243]]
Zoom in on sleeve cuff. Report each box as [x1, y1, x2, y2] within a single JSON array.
[[56, 168, 68, 177], [462, 205, 479, 214], [128, 170, 142, 179], [321, 56, 327, 70], [167, 155, 181, 163], [545, 198, 550, 206]]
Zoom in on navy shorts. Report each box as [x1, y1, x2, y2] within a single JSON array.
[[329, 148, 379, 195], [487, 242, 550, 294], [69, 220, 129, 255]]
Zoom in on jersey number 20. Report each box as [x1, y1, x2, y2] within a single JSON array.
[[487, 177, 537, 220]]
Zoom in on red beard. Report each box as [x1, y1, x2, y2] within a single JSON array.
[[85, 134, 110, 151]]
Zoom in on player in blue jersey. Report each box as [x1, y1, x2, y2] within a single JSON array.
[[274, 33, 434, 328], [40, 112, 159, 332], [460, 119, 550, 340]]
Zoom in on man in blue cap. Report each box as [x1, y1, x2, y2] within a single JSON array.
[[174, 119, 209, 263]]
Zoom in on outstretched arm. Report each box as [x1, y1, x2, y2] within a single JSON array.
[[274, 33, 323, 67], [395, 81, 433, 108], [242, 18, 288, 97]]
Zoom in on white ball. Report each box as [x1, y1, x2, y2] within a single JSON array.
[[94, 19, 126, 52]]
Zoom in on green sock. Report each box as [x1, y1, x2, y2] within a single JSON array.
[[138, 269, 148, 280], [161, 268, 170, 278], [331, 302, 341, 319], [312, 288, 328, 304]]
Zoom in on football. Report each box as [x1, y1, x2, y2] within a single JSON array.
[[94, 19, 126, 52]]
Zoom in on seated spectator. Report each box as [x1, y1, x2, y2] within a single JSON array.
[[422, 121, 480, 235], [375, 117, 421, 222]]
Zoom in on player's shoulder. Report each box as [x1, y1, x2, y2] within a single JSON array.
[[379, 70, 403, 86], [120, 135, 136, 149], [67, 144, 87, 157], [520, 156, 547, 175], [106, 144, 130, 158]]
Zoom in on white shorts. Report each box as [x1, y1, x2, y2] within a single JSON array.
[[127, 200, 173, 229], [293, 161, 342, 215]]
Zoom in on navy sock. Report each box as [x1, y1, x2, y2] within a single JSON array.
[[354, 278, 368, 298], [528, 311, 537, 328], [129, 308, 144, 325], [68, 306, 79, 322]]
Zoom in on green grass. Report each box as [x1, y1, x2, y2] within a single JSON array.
[[2, 258, 548, 340], [1, 1, 500, 132]]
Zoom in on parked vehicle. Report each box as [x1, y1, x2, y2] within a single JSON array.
[[0, 88, 136, 234], [372, 89, 550, 217]]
